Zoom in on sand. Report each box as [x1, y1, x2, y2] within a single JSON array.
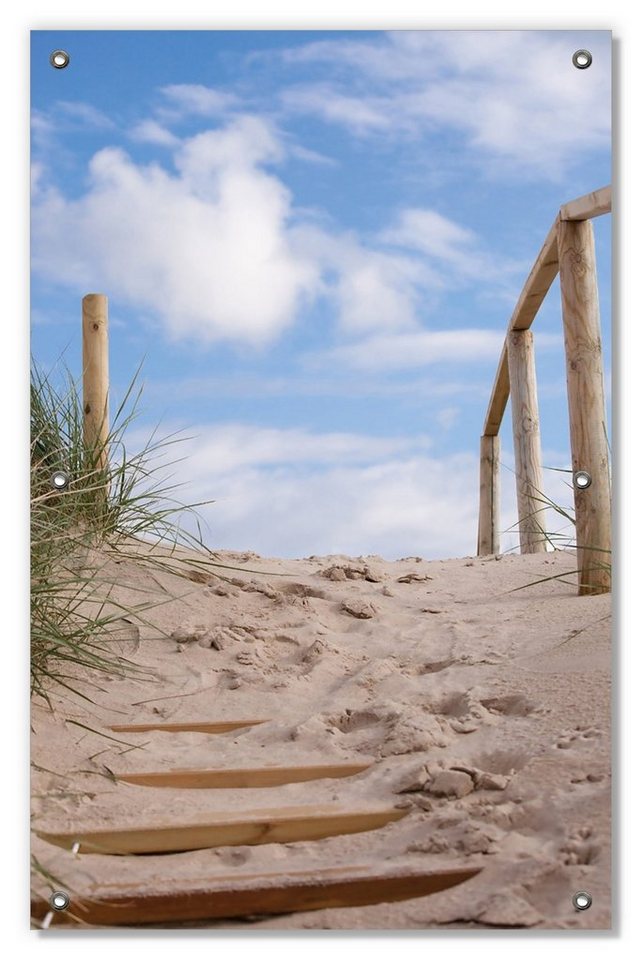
[[31, 547, 611, 930]]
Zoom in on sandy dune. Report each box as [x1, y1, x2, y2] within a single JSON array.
[[31, 548, 611, 929]]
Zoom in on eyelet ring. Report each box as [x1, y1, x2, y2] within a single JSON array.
[[50, 50, 70, 69], [572, 50, 592, 70]]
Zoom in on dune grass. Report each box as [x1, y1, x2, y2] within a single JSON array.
[[500, 465, 612, 593], [30, 359, 227, 702]]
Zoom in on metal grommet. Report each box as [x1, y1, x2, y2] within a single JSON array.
[[50, 470, 70, 491], [49, 891, 70, 912], [572, 890, 592, 911], [572, 49, 592, 69], [573, 470, 592, 490], [50, 50, 70, 69]]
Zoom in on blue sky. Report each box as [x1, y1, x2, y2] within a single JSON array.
[[30, 29, 612, 559]]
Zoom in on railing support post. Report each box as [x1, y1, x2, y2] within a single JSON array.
[[507, 330, 547, 553], [557, 219, 611, 594], [477, 435, 500, 555], [82, 294, 110, 476]]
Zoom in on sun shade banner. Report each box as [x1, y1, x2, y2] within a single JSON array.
[[30, 29, 612, 931]]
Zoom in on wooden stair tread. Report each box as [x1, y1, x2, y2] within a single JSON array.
[[115, 762, 371, 788], [32, 863, 482, 926], [109, 719, 267, 734], [36, 803, 409, 855]]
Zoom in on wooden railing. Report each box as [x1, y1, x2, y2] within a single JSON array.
[[476, 186, 611, 596]]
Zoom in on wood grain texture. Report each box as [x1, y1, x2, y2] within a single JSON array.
[[36, 804, 409, 855], [482, 343, 510, 438], [507, 330, 547, 554], [482, 184, 611, 439], [560, 185, 611, 222], [477, 435, 500, 556], [557, 218, 611, 594], [31, 864, 482, 927], [115, 762, 372, 789], [82, 294, 109, 473], [482, 220, 559, 436], [509, 219, 560, 332], [109, 719, 267, 734]]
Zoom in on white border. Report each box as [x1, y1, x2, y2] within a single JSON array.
[[6, 2, 640, 956]]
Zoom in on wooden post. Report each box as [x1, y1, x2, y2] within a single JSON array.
[[507, 330, 547, 553], [557, 219, 611, 594], [477, 435, 500, 555], [82, 294, 109, 475]]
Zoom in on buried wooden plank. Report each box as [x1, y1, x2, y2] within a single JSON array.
[[32, 863, 482, 926], [36, 804, 409, 855], [115, 762, 372, 789], [109, 719, 267, 734]]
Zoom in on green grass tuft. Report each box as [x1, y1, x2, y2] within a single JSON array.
[[499, 464, 611, 593], [30, 359, 227, 702]]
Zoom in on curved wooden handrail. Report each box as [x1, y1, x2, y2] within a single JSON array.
[[477, 185, 611, 595]]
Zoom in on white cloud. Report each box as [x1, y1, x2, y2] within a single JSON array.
[[31, 110, 54, 148], [55, 101, 116, 129], [143, 372, 491, 404], [308, 199, 526, 337], [281, 85, 392, 134], [176, 423, 432, 473], [288, 143, 338, 167], [32, 116, 320, 345], [293, 223, 436, 335], [140, 421, 479, 559], [313, 330, 499, 371], [32, 97, 525, 350], [381, 208, 506, 282], [129, 119, 179, 147], [334, 253, 420, 333], [296, 205, 522, 339], [33, 114, 500, 345], [158, 84, 238, 118], [31, 103, 115, 155], [31, 162, 45, 194], [175, 118, 283, 182], [278, 30, 611, 178], [436, 407, 460, 431], [130, 422, 575, 560], [383, 209, 475, 259], [312, 329, 563, 372]]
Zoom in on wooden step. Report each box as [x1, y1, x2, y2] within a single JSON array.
[[115, 762, 372, 789], [31, 863, 482, 926], [109, 719, 267, 734], [36, 803, 409, 855]]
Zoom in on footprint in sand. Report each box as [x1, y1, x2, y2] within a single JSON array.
[[406, 815, 502, 856], [429, 689, 478, 718], [327, 706, 391, 734], [214, 848, 252, 867], [555, 725, 603, 750], [560, 826, 601, 865], [479, 694, 536, 717], [279, 582, 330, 600], [472, 747, 531, 776], [417, 658, 456, 675], [444, 620, 506, 664], [212, 668, 243, 690]]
